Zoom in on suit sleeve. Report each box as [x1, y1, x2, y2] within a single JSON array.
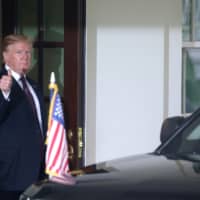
[[0, 91, 11, 123]]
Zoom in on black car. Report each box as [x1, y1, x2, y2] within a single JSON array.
[[20, 108, 200, 200]]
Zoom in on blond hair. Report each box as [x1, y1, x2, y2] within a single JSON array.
[[2, 34, 33, 52]]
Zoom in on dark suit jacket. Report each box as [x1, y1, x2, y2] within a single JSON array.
[[0, 66, 47, 191]]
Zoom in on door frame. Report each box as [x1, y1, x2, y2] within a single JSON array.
[[64, 0, 86, 170]]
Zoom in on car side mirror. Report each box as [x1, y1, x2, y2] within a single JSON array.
[[160, 116, 185, 144]]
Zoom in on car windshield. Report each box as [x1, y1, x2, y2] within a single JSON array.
[[157, 111, 200, 157]]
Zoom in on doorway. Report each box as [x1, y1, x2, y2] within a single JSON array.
[[1, 0, 85, 170]]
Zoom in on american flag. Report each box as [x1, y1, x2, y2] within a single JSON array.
[[45, 73, 69, 179]]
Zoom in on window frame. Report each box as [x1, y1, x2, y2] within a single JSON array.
[[182, 0, 200, 113]]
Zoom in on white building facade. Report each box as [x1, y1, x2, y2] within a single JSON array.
[[85, 0, 182, 164]]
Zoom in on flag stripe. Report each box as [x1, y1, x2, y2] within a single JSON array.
[[49, 127, 65, 172], [47, 122, 61, 171], [46, 121, 59, 165]]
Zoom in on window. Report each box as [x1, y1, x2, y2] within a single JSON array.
[[16, 0, 64, 97], [182, 0, 200, 113]]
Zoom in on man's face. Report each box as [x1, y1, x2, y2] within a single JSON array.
[[3, 41, 32, 75]]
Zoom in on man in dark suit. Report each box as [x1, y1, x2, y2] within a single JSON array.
[[0, 34, 47, 200]]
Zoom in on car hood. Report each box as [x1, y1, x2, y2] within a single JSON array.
[[21, 154, 200, 200]]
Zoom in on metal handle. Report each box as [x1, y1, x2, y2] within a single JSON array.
[[77, 127, 83, 158], [68, 129, 74, 160]]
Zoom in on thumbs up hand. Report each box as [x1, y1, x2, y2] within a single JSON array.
[[0, 70, 13, 93]]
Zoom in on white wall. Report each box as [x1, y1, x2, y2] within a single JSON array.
[[85, 0, 182, 165]]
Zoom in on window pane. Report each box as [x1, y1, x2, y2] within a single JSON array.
[[183, 48, 200, 113], [28, 48, 38, 82], [194, 0, 200, 40], [43, 48, 64, 96], [17, 0, 38, 40], [182, 0, 192, 41], [43, 0, 64, 41]]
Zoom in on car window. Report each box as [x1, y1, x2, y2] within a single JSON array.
[[160, 115, 200, 155], [187, 125, 200, 140]]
